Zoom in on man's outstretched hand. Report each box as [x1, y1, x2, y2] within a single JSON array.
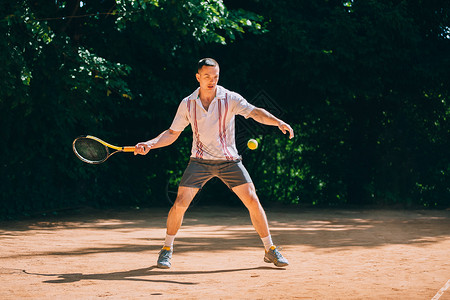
[[278, 122, 294, 139]]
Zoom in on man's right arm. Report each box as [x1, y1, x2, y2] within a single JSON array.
[[134, 129, 182, 155]]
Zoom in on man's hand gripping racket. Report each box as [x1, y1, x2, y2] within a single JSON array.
[[134, 140, 157, 155]]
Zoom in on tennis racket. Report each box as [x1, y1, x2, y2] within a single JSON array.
[[72, 135, 135, 164]]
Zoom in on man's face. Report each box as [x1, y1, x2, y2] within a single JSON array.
[[196, 65, 220, 92]]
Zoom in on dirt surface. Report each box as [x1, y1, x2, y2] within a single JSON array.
[[1, 206, 450, 299]]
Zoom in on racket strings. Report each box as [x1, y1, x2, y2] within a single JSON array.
[[73, 138, 109, 163]]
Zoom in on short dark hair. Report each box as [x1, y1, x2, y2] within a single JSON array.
[[197, 58, 219, 72]]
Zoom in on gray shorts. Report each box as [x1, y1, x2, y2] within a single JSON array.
[[179, 158, 253, 189]]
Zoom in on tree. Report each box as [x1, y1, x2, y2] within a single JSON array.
[[218, 0, 450, 207], [0, 0, 266, 217]]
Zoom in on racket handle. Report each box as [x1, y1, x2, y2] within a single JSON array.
[[122, 146, 136, 152]]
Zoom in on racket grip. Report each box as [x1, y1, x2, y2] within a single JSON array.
[[122, 146, 136, 152]]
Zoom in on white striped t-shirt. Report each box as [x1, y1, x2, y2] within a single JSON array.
[[170, 85, 255, 160]]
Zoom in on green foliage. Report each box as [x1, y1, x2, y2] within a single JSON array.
[[0, 0, 266, 218], [115, 0, 266, 44], [1, 0, 449, 218], [225, 0, 450, 208]]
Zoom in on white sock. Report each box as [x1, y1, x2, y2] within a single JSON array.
[[163, 234, 176, 249], [261, 235, 274, 251]]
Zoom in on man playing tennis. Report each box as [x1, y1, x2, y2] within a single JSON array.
[[135, 58, 294, 269]]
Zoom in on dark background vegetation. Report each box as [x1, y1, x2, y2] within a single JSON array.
[[1, 0, 449, 218]]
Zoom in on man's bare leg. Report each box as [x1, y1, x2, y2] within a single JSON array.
[[232, 182, 270, 238], [232, 182, 289, 267], [157, 186, 199, 269], [166, 186, 199, 235]]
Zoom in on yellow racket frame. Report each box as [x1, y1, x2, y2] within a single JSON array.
[[86, 135, 135, 152]]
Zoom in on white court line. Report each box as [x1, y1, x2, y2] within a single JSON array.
[[432, 279, 450, 300]]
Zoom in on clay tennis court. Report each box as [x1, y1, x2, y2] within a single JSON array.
[[1, 206, 449, 299]]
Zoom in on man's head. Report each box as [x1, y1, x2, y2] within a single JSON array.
[[197, 58, 219, 72], [196, 58, 220, 92]]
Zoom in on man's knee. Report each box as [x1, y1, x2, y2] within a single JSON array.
[[246, 194, 262, 210], [173, 187, 198, 210], [234, 183, 262, 210]]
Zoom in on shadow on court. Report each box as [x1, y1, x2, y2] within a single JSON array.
[[1, 206, 450, 255], [23, 266, 283, 284], [1, 206, 449, 299]]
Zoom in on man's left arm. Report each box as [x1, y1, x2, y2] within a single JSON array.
[[248, 107, 294, 139]]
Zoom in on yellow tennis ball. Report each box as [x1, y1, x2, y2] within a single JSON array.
[[247, 139, 258, 150]]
